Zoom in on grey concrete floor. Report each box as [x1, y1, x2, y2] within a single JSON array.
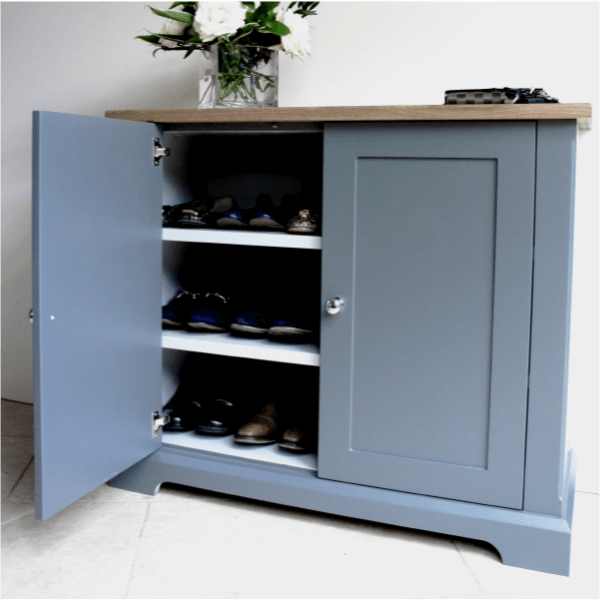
[[2, 399, 598, 599]]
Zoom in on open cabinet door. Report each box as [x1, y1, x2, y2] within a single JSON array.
[[32, 111, 164, 520]]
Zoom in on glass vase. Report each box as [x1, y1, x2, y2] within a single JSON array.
[[199, 44, 278, 109]]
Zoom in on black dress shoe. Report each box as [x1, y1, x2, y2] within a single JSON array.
[[195, 397, 245, 436], [162, 386, 203, 432]]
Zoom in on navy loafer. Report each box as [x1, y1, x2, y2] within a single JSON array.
[[216, 210, 248, 228], [230, 311, 270, 337], [249, 209, 285, 230], [188, 292, 230, 332], [162, 291, 199, 328]]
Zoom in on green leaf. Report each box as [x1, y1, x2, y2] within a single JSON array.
[[233, 23, 256, 39], [185, 35, 202, 44], [257, 1, 279, 16], [288, 1, 297, 8], [294, 0, 317, 13], [136, 34, 162, 43], [266, 20, 291, 36], [148, 6, 194, 24], [183, 47, 195, 58], [153, 33, 188, 41], [241, 2, 255, 8], [169, 1, 197, 9]]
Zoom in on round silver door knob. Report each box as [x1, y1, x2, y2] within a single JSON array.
[[325, 297, 344, 315]]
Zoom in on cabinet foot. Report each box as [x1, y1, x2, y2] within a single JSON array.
[[492, 450, 576, 576], [493, 529, 572, 576]]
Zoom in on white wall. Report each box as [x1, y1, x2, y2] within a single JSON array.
[[2, 1, 597, 493]]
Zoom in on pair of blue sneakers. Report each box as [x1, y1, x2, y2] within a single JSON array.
[[162, 291, 315, 340], [229, 311, 315, 340], [216, 193, 297, 231]]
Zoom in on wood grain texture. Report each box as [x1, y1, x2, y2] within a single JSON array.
[[105, 103, 591, 124]]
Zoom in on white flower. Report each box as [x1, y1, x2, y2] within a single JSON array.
[[193, 5, 247, 43], [158, 7, 189, 48], [275, 8, 311, 59]]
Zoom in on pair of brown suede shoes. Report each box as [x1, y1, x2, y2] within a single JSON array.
[[234, 402, 314, 453]]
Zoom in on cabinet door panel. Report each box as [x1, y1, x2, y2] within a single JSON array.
[[32, 111, 163, 520], [319, 122, 535, 509]]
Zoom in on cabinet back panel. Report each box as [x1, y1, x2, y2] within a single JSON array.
[[352, 158, 496, 468], [163, 133, 323, 214]]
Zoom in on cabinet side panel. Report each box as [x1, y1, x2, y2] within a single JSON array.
[[524, 121, 577, 516]]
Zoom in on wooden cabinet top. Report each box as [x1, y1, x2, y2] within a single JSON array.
[[105, 104, 591, 124]]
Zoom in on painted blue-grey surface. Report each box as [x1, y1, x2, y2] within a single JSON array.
[[34, 113, 578, 573], [319, 122, 535, 509], [352, 157, 497, 468], [32, 111, 163, 520], [524, 121, 578, 516], [109, 446, 576, 576]]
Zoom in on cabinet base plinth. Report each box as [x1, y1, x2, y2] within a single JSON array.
[[109, 447, 576, 576]]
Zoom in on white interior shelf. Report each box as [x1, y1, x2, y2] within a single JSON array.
[[163, 430, 317, 471], [162, 330, 320, 366], [163, 227, 322, 250]]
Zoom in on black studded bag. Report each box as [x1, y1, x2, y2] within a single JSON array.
[[445, 88, 559, 105]]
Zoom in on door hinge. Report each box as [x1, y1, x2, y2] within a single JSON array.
[[152, 411, 171, 438], [153, 138, 170, 166]]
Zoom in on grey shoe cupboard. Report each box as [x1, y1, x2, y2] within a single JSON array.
[[32, 104, 591, 576]]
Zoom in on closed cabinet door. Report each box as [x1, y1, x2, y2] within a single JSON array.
[[318, 122, 536, 509]]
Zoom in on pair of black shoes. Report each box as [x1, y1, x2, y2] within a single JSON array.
[[163, 385, 247, 436]]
